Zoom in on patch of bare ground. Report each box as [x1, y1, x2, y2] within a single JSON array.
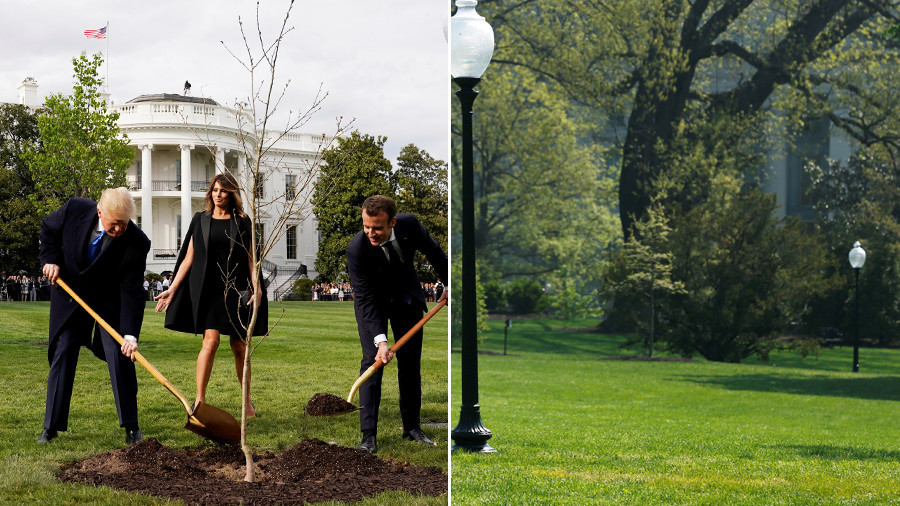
[[59, 438, 446, 504]]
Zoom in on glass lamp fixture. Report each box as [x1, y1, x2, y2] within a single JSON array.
[[450, 0, 495, 79]]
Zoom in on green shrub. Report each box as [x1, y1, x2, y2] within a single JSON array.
[[291, 278, 315, 301], [483, 280, 506, 312], [506, 279, 546, 315]]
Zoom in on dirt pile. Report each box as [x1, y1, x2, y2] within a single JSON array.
[[305, 392, 359, 416], [59, 438, 446, 504]]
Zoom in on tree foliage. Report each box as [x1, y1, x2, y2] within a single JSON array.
[[481, 0, 898, 239], [0, 104, 42, 274], [662, 178, 835, 362], [452, 63, 619, 286], [601, 205, 685, 356], [394, 143, 448, 282], [24, 53, 132, 214], [807, 151, 900, 347], [312, 131, 394, 282]]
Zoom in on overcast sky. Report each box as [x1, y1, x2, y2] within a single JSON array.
[[0, 0, 449, 165]]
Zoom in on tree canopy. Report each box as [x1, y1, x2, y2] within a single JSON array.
[[25, 52, 132, 215], [481, 0, 899, 238], [0, 104, 41, 274], [312, 132, 448, 283]]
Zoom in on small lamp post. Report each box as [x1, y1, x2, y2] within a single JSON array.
[[848, 241, 866, 373], [450, 0, 496, 453]]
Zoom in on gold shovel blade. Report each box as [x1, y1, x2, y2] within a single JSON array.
[[185, 401, 241, 444]]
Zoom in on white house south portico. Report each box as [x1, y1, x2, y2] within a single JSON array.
[[115, 93, 324, 297]]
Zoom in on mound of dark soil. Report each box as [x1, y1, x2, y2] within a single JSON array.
[[305, 392, 358, 416], [59, 438, 446, 504]]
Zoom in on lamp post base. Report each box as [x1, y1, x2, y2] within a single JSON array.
[[451, 404, 497, 453]]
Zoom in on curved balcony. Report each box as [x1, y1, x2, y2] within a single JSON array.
[[127, 178, 211, 193]]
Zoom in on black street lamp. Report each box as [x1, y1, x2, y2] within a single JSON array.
[[848, 241, 866, 373], [449, 0, 496, 453]]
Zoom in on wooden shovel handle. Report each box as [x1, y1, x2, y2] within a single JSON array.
[[347, 298, 447, 402], [55, 278, 193, 413]]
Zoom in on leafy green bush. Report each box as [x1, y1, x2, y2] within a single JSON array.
[[291, 278, 314, 301], [483, 279, 506, 312], [506, 279, 546, 315]]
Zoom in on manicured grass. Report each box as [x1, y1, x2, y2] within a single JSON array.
[[451, 317, 900, 504], [0, 301, 447, 504]]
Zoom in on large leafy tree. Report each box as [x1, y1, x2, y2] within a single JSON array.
[[481, 0, 898, 239], [393, 143, 448, 282], [0, 104, 42, 274], [312, 131, 393, 282], [452, 64, 619, 280], [25, 52, 133, 214]]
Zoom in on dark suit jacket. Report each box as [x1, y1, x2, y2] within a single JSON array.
[[347, 213, 447, 342], [39, 197, 150, 363], [164, 210, 268, 336]]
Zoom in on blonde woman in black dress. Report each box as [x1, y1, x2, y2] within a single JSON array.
[[155, 172, 267, 417]]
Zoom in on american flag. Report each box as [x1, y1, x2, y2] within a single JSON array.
[[84, 26, 107, 39]]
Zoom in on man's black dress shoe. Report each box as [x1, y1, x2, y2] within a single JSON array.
[[360, 434, 377, 453], [37, 428, 57, 444], [125, 428, 143, 445], [402, 428, 436, 446]]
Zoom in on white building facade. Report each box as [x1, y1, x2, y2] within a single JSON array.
[[16, 81, 324, 298], [116, 94, 323, 296]]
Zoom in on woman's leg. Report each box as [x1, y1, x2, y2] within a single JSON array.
[[230, 336, 256, 417], [196, 329, 221, 407]]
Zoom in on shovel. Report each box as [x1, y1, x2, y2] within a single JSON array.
[[305, 298, 447, 417], [56, 278, 241, 444], [347, 298, 448, 405]]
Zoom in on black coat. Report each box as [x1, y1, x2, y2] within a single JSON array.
[[164, 211, 268, 336], [346, 213, 447, 343], [39, 198, 150, 363]]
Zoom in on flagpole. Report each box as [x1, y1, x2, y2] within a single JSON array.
[[105, 21, 110, 92]]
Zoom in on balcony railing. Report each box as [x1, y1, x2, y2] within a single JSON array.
[[153, 249, 179, 259], [148, 180, 210, 192]]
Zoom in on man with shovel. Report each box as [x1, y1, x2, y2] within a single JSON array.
[[37, 188, 150, 445], [347, 195, 448, 453]]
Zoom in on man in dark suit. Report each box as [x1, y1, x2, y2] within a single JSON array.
[[347, 195, 448, 453], [38, 188, 150, 445]]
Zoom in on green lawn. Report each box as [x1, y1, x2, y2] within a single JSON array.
[[0, 301, 448, 504], [451, 317, 900, 504]]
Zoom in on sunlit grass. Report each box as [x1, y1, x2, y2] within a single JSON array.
[[451, 317, 900, 504], [0, 301, 447, 504]]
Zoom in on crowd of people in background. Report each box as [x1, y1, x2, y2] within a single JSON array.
[[1, 272, 52, 301], [308, 281, 443, 302], [3, 271, 446, 306], [311, 282, 352, 301]]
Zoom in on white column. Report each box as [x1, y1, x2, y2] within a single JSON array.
[[216, 146, 225, 174], [180, 144, 193, 227], [237, 149, 245, 174], [139, 144, 154, 246]]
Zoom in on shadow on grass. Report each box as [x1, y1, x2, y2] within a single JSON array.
[[777, 444, 900, 462], [679, 373, 900, 401]]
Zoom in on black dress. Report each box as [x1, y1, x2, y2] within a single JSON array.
[[164, 211, 268, 337], [199, 217, 244, 335]]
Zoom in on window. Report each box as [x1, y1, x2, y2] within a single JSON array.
[[176, 215, 182, 250], [175, 160, 182, 184], [136, 160, 142, 180], [287, 225, 297, 259], [254, 174, 264, 199], [136, 215, 142, 230], [285, 174, 297, 200]]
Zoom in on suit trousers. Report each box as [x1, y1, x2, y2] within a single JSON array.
[[43, 311, 139, 431], [358, 302, 424, 435]]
